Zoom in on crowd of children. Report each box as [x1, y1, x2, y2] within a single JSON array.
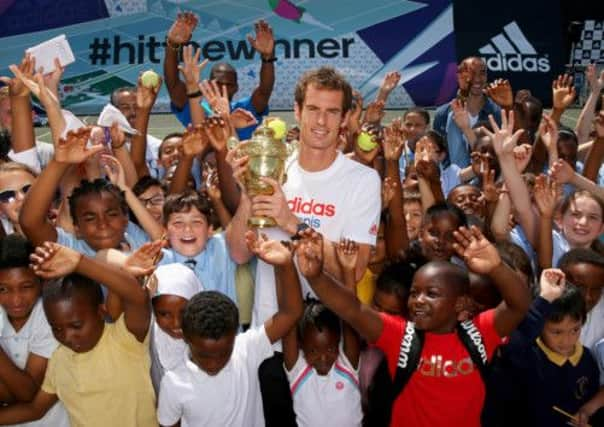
[[0, 10, 602, 427]]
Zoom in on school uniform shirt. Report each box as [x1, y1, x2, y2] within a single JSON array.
[[373, 309, 502, 427], [287, 350, 362, 427], [56, 221, 150, 257], [0, 301, 69, 427], [157, 325, 273, 427], [41, 315, 157, 427], [552, 229, 570, 269], [500, 297, 599, 426], [594, 337, 604, 385], [440, 163, 461, 198], [158, 233, 238, 305], [252, 152, 381, 333], [171, 97, 267, 140]]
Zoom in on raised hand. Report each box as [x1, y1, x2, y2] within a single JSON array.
[[380, 71, 401, 95], [137, 73, 162, 110], [512, 143, 533, 173], [363, 100, 385, 125], [484, 78, 513, 109], [533, 174, 558, 217], [181, 124, 208, 158], [29, 241, 82, 279], [101, 154, 126, 189], [415, 136, 437, 163], [415, 159, 440, 184], [247, 20, 275, 58], [226, 145, 249, 191], [199, 79, 230, 115], [0, 53, 35, 97], [124, 239, 165, 277], [382, 119, 406, 161], [481, 168, 498, 204], [167, 11, 198, 45], [452, 225, 501, 275], [381, 176, 396, 210], [206, 170, 221, 201], [552, 74, 576, 110], [549, 159, 575, 184], [295, 228, 324, 279], [110, 121, 126, 150], [42, 58, 65, 96], [485, 110, 524, 156], [178, 44, 208, 92], [230, 108, 258, 129], [539, 268, 566, 302], [245, 231, 292, 266], [451, 98, 470, 131], [203, 115, 233, 153], [54, 126, 103, 164], [586, 63, 604, 94], [538, 113, 558, 153], [335, 238, 359, 273]]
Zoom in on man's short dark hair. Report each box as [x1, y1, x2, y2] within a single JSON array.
[[294, 67, 353, 113], [110, 86, 136, 106], [183, 291, 238, 340]]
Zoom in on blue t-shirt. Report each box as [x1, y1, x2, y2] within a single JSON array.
[[170, 96, 268, 140], [158, 233, 238, 305]]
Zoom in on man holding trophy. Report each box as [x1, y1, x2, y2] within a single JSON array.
[[227, 66, 381, 425]]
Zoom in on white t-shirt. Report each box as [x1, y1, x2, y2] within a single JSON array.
[[157, 325, 273, 427], [0, 300, 69, 427], [252, 153, 381, 329], [287, 351, 362, 427]]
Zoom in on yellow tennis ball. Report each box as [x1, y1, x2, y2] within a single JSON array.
[[267, 118, 287, 140], [357, 131, 378, 151], [141, 70, 160, 89]]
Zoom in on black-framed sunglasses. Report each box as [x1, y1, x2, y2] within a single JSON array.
[[0, 184, 31, 204]]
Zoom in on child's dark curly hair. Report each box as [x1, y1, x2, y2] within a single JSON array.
[[68, 179, 128, 225], [298, 297, 341, 342], [182, 291, 238, 340], [0, 234, 34, 270], [42, 274, 104, 309]]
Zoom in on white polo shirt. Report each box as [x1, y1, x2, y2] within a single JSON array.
[[0, 300, 69, 427], [287, 351, 362, 427], [157, 325, 273, 427]]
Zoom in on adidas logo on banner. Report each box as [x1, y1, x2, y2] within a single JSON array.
[[478, 21, 550, 73]]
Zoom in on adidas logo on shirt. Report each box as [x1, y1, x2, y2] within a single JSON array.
[[478, 21, 551, 73]]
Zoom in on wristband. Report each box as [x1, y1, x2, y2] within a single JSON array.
[[187, 90, 202, 99], [261, 56, 277, 63]]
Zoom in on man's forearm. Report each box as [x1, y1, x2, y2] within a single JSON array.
[[225, 194, 253, 264]]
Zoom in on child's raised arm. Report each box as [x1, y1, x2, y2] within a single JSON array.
[[453, 226, 530, 337], [246, 231, 303, 346], [335, 239, 361, 369], [533, 174, 558, 270], [19, 127, 104, 247], [31, 242, 150, 342], [296, 229, 383, 344]]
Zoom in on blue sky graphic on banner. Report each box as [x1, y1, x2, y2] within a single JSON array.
[[0, 0, 456, 114]]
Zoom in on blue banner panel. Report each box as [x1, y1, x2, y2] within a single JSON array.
[[0, 0, 457, 114]]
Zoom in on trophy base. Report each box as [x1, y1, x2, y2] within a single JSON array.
[[248, 216, 277, 228]]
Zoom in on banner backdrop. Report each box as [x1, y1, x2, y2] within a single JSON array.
[[0, 0, 457, 114], [453, 0, 564, 105]]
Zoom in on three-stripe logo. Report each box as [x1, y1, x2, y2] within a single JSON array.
[[478, 21, 551, 73]]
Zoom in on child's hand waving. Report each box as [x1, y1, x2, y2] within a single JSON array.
[[335, 238, 359, 274], [246, 231, 292, 266], [539, 268, 566, 303], [295, 228, 324, 279], [29, 242, 83, 279], [125, 239, 165, 277], [453, 225, 501, 275], [55, 126, 103, 164]]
